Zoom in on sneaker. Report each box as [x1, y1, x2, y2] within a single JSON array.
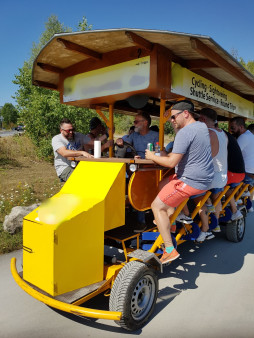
[[176, 212, 193, 224], [231, 209, 243, 221], [236, 199, 243, 205], [248, 207, 254, 213], [207, 204, 215, 213], [134, 223, 147, 233], [160, 248, 180, 264], [196, 231, 215, 243], [242, 191, 251, 197], [212, 225, 221, 233]]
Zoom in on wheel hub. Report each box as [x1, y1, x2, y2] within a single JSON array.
[[131, 275, 155, 320]]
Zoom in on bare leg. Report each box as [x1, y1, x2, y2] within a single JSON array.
[[151, 196, 174, 248], [211, 193, 221, 219], [225, 189, 237, 214], [182, 204, 190, 216], [193, 196, 209, 232]]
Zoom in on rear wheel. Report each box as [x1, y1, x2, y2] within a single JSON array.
[[226, 216, 245, 242], [109, 261, 158, 331]]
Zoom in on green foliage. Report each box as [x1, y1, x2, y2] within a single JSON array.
[[218, 122, 228, 131], [13, 15, 95, 160], [0, 223, 23, 254], [114, 114, 134, 134], [239, 57, 254, 75], [164, 121, 175, 135], [77, 16, 92, 31], [1, 103, 18, 126], [0, 183, 35, 222]]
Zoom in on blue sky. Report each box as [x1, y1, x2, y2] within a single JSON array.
[[1, 0, 254, 107]]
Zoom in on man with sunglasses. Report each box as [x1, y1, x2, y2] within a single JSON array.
[[52, 118, 93, 182], [146, 100, 214, 264], [116, 111, 159, 159]]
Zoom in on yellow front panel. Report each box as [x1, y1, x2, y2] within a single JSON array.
[[23, 219, 55, 295], [22, 161, 126, 296], [54, 202, 105, 295]]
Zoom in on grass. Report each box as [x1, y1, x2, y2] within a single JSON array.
[[0, 134, 62, 254], [0, 132, 174, 255]]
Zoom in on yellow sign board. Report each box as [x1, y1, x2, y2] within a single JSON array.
[[171, 63, 254, 118], [63, 56, 150, 102]]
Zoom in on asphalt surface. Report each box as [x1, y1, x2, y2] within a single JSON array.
[[1, 203, 254, 338], [0, 130, 24, 137]]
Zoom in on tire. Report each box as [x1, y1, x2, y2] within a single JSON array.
[[226, 217, 245, 242], [220, 224, 227, 235], [109, 261, 158, 331]]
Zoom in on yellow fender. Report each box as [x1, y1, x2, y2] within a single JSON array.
[[10, 258, 122, 321]]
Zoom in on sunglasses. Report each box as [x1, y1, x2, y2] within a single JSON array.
[[170, 111, 183, 120], [62, 128, 75, 133], [134, 119, 145, 124]]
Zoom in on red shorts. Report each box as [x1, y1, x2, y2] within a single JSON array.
[[227, 171, 245, 185], [158, 174, 206, 207]]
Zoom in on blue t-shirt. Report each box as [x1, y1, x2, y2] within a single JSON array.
[[172, 121, 214, 190], [124, 130, 159, 159]]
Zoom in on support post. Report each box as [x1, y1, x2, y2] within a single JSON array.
[[109, 104, 114, 158]]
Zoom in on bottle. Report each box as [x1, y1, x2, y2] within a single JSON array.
[[155, 142, 160, 156]]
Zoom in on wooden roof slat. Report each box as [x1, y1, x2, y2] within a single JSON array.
[[185, 59, 217, 70], [34, 80, 58, 90], [37, 62, 63, 74], [57, 38, 102, 60], [190, 38, 254, 90], [125, 31, 154, 52]]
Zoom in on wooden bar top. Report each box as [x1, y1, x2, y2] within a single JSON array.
[[67, 156, 156, 165]]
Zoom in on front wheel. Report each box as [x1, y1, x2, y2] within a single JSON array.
[[226, 216, 245, 242], [109, 261, 158, 331]]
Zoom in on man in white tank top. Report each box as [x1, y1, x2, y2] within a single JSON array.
[[196, 108, 228, 239]]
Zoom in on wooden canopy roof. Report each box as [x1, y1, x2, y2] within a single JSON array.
[[32, 28, 254, 119]]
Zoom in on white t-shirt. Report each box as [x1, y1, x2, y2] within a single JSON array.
[[237, 130, 254, 174], [52, 132, 90, 176]]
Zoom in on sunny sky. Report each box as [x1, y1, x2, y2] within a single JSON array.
[[1, 0, 254, 107]]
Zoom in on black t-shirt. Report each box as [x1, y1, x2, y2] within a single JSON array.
[[223, 130, 245, 173]]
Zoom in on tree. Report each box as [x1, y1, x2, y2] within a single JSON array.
[[13, 15, 96, 159], [1, 103, 18, 126], [239, 58, 254, 75], [77, 16, 92, 31]]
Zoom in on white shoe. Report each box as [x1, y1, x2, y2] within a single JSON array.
[[231, 209, 243, 221], [248, 207, 254, 213], [212, 225, 221, 233], [196, 231, 215, 243], [176, 212, 193, 224], [242, 191, 250, 197]]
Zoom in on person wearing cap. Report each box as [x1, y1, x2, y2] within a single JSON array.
[[146, 100, 214, 264], [85, 117, 114, 154], [52, 118, 93, 182]]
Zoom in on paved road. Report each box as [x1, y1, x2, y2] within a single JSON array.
[[0, 130, 24, 137], [1, 205, 254, 338]]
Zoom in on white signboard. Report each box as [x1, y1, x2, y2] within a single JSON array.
[[63, 56, 150, 102], [171, 62, 254, 118]]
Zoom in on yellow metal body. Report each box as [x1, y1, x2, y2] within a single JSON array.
[[23, 161, 126, 296], [11, 258, 122, 321]]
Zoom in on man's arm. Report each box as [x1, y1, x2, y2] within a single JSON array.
[[56, 146, 93, 158], [145, 150, 183, 168]]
